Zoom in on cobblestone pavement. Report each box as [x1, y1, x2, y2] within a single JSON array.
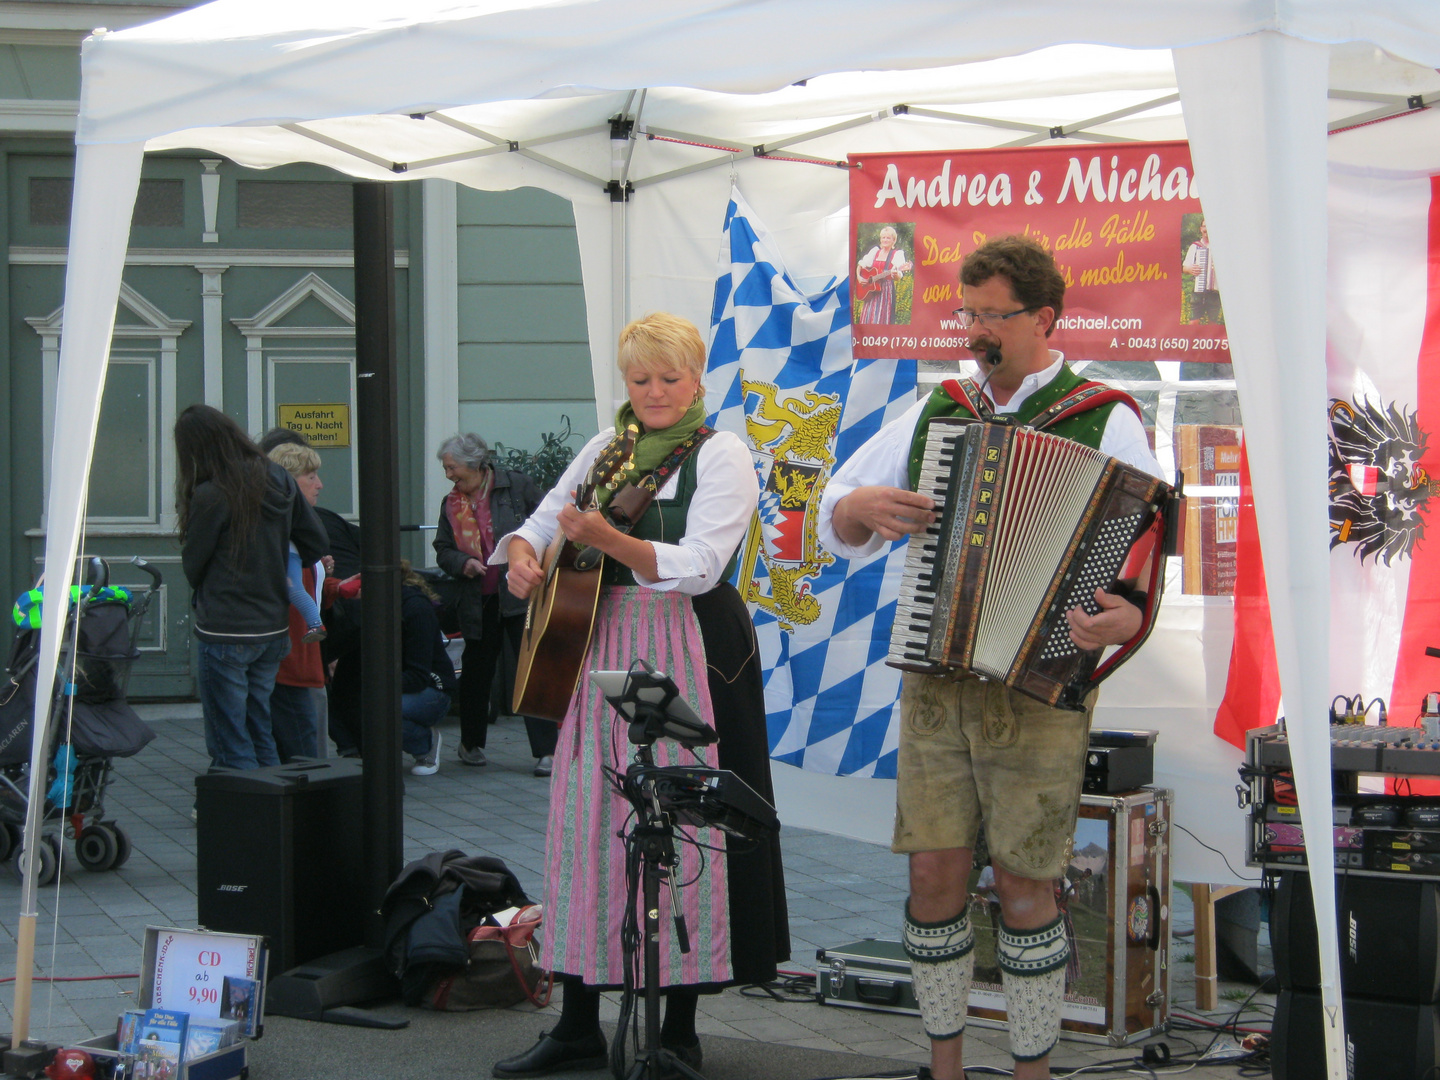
[[0, 705, 1273, 1077]]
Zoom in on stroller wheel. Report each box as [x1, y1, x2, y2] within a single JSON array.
[[13, 836, 58, 886], [0, 822, 15, 863], [75, 824, 118, 872], [108, 823, 132, 869]]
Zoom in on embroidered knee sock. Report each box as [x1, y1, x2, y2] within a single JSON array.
[[997, 916, 1068, 1062], [902, 901, 975, 1041]]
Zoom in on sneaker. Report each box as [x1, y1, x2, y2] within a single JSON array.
[[533, 755, 553, 778], [411, 730, 441, 776], [457, 744, 487, 767], [301, 625, 327, 644]]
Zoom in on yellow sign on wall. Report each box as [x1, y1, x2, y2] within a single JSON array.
[[277, 403, 351, 447]]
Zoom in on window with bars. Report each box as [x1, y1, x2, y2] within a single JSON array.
[[28, 177, 185, 228]]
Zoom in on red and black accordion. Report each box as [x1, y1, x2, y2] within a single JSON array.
[[887, 417, 1181, 710]]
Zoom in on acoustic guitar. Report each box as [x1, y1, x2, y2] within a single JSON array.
[[854, 260, 908, 301], [511, 428, 637, 722]]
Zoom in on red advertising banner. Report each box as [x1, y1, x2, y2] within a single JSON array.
[[849, 141, 1228, 363]]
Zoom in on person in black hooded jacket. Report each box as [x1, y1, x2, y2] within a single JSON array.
[[400, 562, 459, 775], [176, 405, 328, 771]]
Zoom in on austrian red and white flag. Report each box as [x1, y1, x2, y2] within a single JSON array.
[[1216, 169, 1440, 751]]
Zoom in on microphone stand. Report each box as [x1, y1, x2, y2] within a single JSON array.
[[606, 666, 714, 1080], [620, 747, 704, 1080]]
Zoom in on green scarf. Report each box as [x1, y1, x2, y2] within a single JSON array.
[[593, 398, 708, 509]]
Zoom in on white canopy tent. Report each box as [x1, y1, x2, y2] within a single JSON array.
[[25, 1, 1440, 1071]]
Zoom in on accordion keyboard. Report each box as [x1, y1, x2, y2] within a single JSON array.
[[1036, 511, 1147, 662], [888, 424, 963, 671]]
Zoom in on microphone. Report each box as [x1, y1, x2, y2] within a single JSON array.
[[976, 344, 1003, 402]]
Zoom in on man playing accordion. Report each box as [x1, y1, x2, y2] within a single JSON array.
[[817, 235, 1163, 1080]]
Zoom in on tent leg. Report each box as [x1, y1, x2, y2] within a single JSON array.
[[11, 914, 35, 1043]]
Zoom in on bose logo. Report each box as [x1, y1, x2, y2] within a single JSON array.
[[217, 884, 247, 893]]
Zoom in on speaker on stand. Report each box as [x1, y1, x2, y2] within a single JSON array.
[[195, 758, 367, 976], [1271, 870, 1440, 1080]]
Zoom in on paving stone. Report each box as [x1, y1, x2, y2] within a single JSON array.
[[0, 706, 1264, 1078]]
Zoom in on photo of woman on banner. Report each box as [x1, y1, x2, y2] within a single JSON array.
[[1181, 215, 1224, 325], [856, 221, 914, 324]]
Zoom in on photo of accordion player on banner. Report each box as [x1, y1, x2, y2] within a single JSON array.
[[817, 235, 1180, 1080]]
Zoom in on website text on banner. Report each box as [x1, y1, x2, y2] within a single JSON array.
[[849, 141, 1228, 364]]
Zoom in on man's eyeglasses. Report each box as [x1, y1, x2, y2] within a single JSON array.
[[951, 307, 1037, 329]]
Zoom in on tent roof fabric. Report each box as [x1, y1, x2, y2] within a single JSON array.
[[79, 0, 1440, 148]]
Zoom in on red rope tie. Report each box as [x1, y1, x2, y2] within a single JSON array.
[[1329, 104, 1429, 137]]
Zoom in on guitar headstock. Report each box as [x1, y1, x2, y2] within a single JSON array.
[[577, 423, 639, 509]]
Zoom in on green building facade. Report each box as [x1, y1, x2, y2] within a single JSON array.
[[2, 2, 595, 696]]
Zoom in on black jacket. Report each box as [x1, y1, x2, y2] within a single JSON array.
[[433, 468, 543, 630], [315, 505, 361, 579], [379, 849, 530, 1005], [182, 461, 329, 644], [401, 584, 458, 695]]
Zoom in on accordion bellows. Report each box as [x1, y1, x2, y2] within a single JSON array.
[[889, 417, 1172, 710]]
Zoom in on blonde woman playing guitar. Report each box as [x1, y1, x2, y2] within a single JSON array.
[[492, 312, 789, 1080]]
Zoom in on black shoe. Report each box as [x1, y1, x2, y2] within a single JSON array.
[[492, 1031, 608, 1078], [659, 1039, 702, 1079]]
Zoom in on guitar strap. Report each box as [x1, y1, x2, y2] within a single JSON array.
[[573, 426, 717, 570]]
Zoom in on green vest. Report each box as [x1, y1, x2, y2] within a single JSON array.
[[601, 446, 739, 587], [907, 363, 1122, 489]]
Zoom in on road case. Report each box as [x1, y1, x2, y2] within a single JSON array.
[[817, 788, 1172, 1047]]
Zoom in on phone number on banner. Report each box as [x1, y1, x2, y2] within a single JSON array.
[[1130, 336, 1230, 352], [856, 335, 972, 352]]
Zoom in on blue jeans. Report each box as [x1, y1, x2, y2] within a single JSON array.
[[196, 637, 289, 770], [270, 682, 320, 762], [402, 687, 451, 757]]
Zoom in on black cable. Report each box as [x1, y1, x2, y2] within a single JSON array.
[[738, 973, 816, 1001], [1171, 822, 1261, 882]]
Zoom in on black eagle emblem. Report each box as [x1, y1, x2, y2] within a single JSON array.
[[1328, 396, 1432, 564]]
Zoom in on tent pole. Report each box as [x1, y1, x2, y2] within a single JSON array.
[[11, 916, 35, 1043], [609, 104, 633, 410]]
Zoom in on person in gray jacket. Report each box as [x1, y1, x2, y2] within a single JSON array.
[[433, 433, 550, 772], [176, 405, 328, 771]]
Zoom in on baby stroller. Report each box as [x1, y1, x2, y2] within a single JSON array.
[[0, 556, 161, 885]]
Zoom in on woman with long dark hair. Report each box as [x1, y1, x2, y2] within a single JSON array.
[[175, 404, 328, 771]]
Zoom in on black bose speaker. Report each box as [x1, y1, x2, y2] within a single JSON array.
[[196, 758, 365, 976], [1273, 990, 1440, 1080], [1273, 870, 1440, 1002]]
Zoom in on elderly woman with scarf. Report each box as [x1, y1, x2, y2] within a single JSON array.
[[433, 433, 547, 770], [491, 312, 789, 1078]]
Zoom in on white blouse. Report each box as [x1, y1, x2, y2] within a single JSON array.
[[491, 428, 758, 596], [818, 354, 1162, 561]]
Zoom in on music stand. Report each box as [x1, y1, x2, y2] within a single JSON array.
[[599, 662, 715, 1080]]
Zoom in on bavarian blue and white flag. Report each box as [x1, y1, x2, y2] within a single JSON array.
[[706, 188, 918, 779]]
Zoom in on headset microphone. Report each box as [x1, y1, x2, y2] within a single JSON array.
[[977, 344, 1003, 401]]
